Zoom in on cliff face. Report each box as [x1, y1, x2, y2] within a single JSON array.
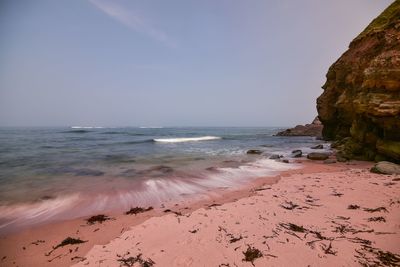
[[317, 1, 400, 162]]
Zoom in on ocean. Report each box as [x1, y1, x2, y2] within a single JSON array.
[[0, 126, 328, 232]]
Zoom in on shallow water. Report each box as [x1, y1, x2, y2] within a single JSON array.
[[0, 126, 329, 232]]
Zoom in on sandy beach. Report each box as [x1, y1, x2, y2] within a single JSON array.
[[1, 159, 399, 267]]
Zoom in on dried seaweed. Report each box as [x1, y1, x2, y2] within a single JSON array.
[[46, 237, 87, 256], [321, 242, 337, 255], [117, 254, 155, 267], [348, 204, 360, 210], [279, 223, 306, 233], [86, 214, 112, 225], [363, 207, 388, 213], [367, 216, 386, 222], [125, 206, 153, 215], [242, 246, 263, 266]]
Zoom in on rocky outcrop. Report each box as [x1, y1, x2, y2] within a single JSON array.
[[275, 117, 323, 138], [317, 1, 400, 163]]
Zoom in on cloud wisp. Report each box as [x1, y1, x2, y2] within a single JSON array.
[[88, 0, 177, 48]]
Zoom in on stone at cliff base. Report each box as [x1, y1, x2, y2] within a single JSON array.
[[370, 161, 400, 175], [311, 144, 323, 149], [291, 150, 302, 158], [307, 152, 330, 160], [247, 149, 262, 155], [316, 1, 400, 163]]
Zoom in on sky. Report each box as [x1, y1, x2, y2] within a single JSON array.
[[0, 0, 394, 127]]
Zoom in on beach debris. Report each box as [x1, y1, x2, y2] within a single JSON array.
[[367, 216, 386, 222], [279, 222, 307, 233], [117, 253, 155, 267], [363, 207, 388, 213], [355, 246, 400, 267], [31, 240, 45, 245], [331, 191, 344, 197], [86, 214, 112, 225], [242, 246, 263, 266], [280, 201, 300, 210], [348, 204, 360, 210], [125, 206, 154, 215], [229, 235, 243, 243], [71, 256, 86, 262], [332, 222, 373, 235], [163, 209, 182, 216], [208, 203, 222, 208], [45, 237, 87, 256], [53, 237, 86, 250], [321, 242, 337, 255], [189, 229, 198, 234]]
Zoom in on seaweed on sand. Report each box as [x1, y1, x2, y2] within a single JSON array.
[[125, 206, 153, 215], [86, 214, 112, 225], [117, 254, 155, 267], [279, 223, 306, 233], [242, 246, 263, 266], [363, 207, 388, 213], [46, 237, 87, 256], [348, 204, 361, 210], [367, 216, 386, 222]]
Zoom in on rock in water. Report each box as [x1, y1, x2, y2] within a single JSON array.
[[311, 144, 323, 149], [269, 154, 281, 159], [275, 116, 323, 138], [291, 150, 302, 158], [316, 1, 400, 163], [247, 149, 263, 155], [371, 161, 400, 175], [307, 152, 330, 160]]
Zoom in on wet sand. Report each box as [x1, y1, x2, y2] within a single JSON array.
[[1, 160, 399, 266]]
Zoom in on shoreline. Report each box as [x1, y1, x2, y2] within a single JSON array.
[[1, 159, 399, 266]]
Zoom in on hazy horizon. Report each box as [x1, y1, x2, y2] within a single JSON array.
[[0, 0, 393, 127]]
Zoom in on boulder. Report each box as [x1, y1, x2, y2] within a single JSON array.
[[281, 159, 290, 163], [370, 161, 400, 175], [291, 150, 302, 158], [324, 159, 337, 164], [307, 152, 330, 160], [247, 149, 263, 155], [311, 144, 323, 149]]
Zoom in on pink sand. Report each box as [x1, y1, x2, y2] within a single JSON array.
[[1, 161, 399, 266]]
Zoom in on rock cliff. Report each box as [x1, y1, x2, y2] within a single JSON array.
[[317, 1, 400, 162]]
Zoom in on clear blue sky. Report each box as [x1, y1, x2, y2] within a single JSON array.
[[0, 0, 393, 127]]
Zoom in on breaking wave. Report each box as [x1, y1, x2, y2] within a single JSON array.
[[153, 136, 221, 143]]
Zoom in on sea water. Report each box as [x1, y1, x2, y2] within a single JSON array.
[[0, 126, 329, 232]]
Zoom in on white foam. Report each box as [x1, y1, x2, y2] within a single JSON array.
[[139, 126, 163, 129], [154, 136, 221, 143], [71, 126, 104, 129]]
